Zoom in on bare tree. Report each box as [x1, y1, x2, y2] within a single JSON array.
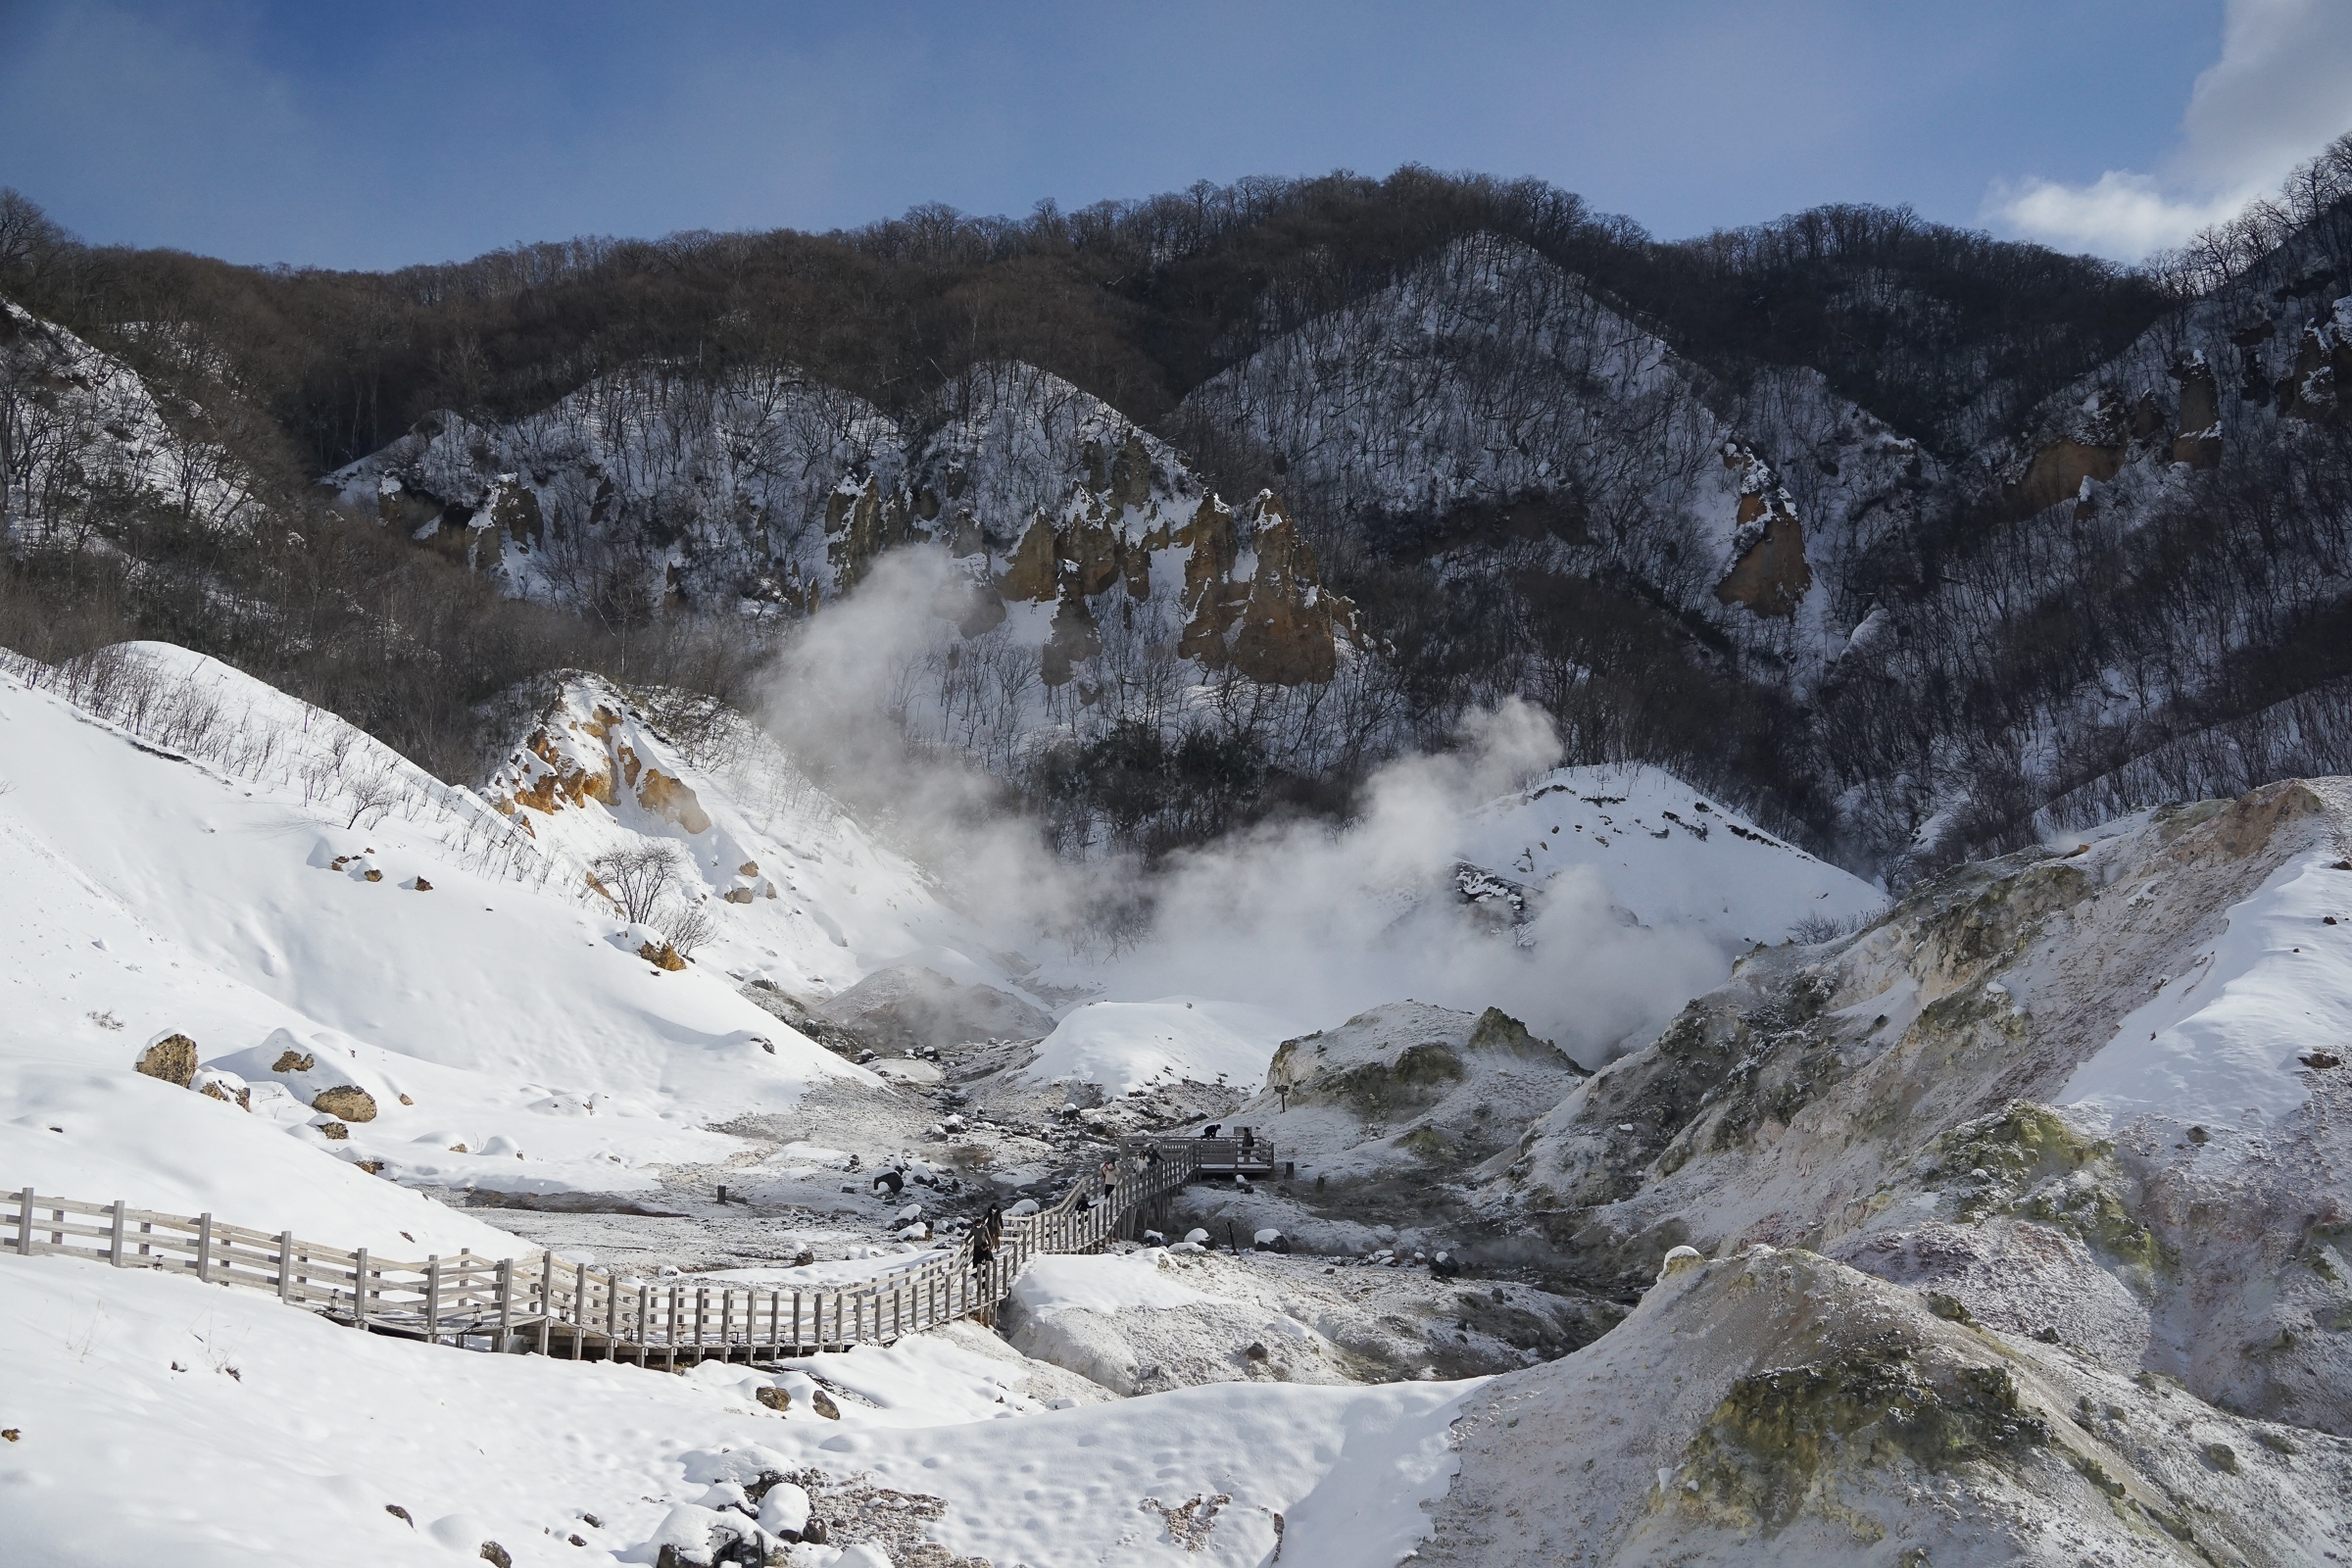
[[586, 841, 690, 925], [655, 893, 717, 959], [343, 769, 404, 830]]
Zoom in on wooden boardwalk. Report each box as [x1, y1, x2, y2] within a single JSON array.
[[2, 1134, 1264, 1364]]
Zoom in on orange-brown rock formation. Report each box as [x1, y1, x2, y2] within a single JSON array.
[[1713, 447, 1812, 618], [1229, 496, 1353, 684], [824, 475, 919, 592], [2002, 439, 2126, 520], [2171, 358, 2223, 468]]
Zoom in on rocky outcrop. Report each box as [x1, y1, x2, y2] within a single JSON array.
[[1229, 496, 1354, 683], [2170, 354, 2223, 467], [1712, 445, 1811, 617], [2000, 436, 2127, 520], [1168, 492, 1360, 684], [486, 678, 712, 835], [1423, 1247, 2351, 1566]]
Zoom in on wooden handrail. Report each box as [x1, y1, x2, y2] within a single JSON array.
[[0, 1138, 1246, 1365]]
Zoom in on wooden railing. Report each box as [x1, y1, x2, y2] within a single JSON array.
[[1, 1137, 1236, 1364]]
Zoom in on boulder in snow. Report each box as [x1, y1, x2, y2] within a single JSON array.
[[134, 1033, 198, 1088], [311, 1085, 377, 1123]]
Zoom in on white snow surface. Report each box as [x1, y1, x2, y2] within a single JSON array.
[[0, 1251, 1475, 1568], [2060, 847, 2352, 1131], [1007, 1250, 1227, 1318], [478, 669, 1019, 1004]]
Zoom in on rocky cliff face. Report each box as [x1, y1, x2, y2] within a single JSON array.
[[327, 358, 1365, 714]]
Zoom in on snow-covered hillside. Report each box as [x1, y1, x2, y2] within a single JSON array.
[[0, 645, 907, 1234], [478, 668, 1016, 1004], [324, 365, 903, 612], [1455, 762, 1885, 945], [1017, 757, 1886, 1096], [1, 298, 258, 536]]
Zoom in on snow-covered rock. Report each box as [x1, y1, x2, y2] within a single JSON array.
[[1482, 775, 2352, 1435]]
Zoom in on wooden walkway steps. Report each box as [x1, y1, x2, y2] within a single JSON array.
[[1, 1134, 1270, 1365]]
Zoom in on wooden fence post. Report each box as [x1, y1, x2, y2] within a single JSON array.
[[12, 1188, 29, 1256], [276, 1231, 294, 1301], [572, 1258, 588, 1360], [496, 1257, 514, 1350], [196, 1213, 213, 1284], [108, 1200, 127, 1267], [424, 1256, 443, 1347], [354, 1248, 369, 1328]]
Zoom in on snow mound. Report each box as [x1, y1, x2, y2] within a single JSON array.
[[483, 671, 1019, 1004], [1008, 1251, 1227, 1318], [1454, 762, 1885, 946], [1020, 998, 1300, 1096]]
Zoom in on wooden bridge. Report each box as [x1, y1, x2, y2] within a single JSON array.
[[1, 1134, 1270, 1365], [1122, 1131, 1283, 1180]]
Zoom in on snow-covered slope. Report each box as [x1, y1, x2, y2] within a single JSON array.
[[1023, 756, 1886, 1091], [1019, 999, 1299, 1097], [479, 669, 1016, 1004], [1425, 1245, 2351, 1566], [1455, 762, 1886, 946], [1, 1250, 1476, 1568], [0, 645, 886, 1230]]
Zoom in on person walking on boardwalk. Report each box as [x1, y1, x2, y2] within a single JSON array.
[[1101, 1156, 1119, 1203], [968, 1212, 996, 1270], [968, 1203, 1004, 1324]]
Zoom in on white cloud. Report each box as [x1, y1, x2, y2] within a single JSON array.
[[1986, 0, 2352, 259]]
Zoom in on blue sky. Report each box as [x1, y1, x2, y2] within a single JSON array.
[[1, 1, 2345, 270]]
